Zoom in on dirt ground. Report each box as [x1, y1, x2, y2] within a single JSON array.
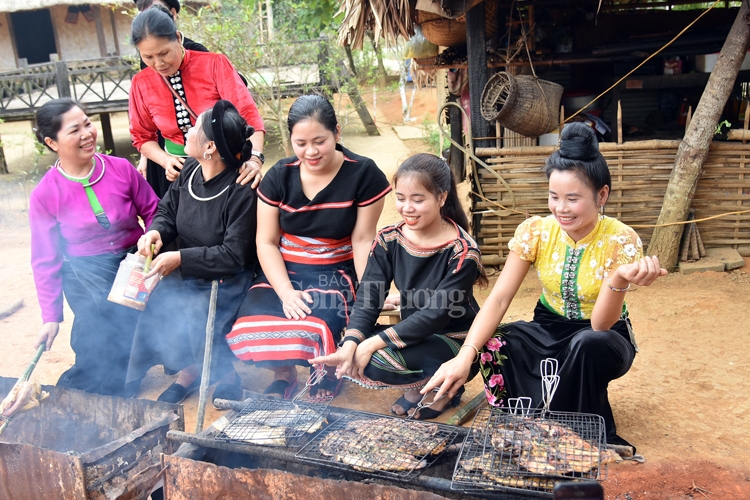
[[2, 88, 750, 499]]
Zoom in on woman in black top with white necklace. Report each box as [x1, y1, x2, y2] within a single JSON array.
[[125, 100, 257, 404]]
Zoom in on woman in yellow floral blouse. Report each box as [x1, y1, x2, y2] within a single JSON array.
[[423, 122, 666, 446]]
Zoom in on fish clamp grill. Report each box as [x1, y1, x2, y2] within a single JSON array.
[[452, 359, 608, 497], [214, 368, 334, 448], [295, 410, 460, 482]]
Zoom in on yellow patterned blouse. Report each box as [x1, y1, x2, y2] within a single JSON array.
[[508, 215, 643, 320]]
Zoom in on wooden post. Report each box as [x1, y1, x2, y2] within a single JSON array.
[[109, 8, 121, 56], [55, 61, 71, 98], [448, 94, 465, 181], [466, 1, 492, 149], [100, 113, 116, 155], [647, 1, 750, 269], [92, 6, 108, 57], [0, 135, 7, 174]]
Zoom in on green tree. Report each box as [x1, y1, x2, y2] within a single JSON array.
[[179, 0, 343, 154]]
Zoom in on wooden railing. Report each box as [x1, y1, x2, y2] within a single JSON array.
[[0, 57, 136, 121]]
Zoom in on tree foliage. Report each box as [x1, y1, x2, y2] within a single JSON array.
[[178, 0, 346, 155]]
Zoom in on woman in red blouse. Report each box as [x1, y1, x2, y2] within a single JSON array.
[[128, 5, 265, 190]]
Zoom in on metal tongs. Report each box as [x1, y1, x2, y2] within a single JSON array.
[[406, 389, 448, 420], [507, 396, 532, 416], [540, 358, 560, 413], [293, 367, 331, 403]]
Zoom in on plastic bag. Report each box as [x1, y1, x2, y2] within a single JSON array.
[[107, 252, 160, 311], [404, 26, 438, 59]]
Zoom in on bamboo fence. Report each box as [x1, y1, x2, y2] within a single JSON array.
[[473, 140, 750, 264]]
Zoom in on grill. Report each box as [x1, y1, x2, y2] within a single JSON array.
[[215, 369, 334, 448], [452, 359, 607, 497], [295, 410, 459, 481]]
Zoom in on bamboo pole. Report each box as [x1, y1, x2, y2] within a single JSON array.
[[477, 139, 750, 158]]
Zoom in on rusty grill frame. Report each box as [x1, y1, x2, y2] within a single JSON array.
[[451, 408, 606, 497], [215, 398, 332, 448], [295, 410, 459, 482]]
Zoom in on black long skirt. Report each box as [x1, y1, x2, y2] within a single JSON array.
[[145, 132, 172, 199], [57, 251, 141, 397], [126, 271, 253, 388], [481, 301, 636, 441]]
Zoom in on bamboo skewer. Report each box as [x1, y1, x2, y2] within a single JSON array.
[[0, 298, 24, 320], [0, 345, 46, 434]]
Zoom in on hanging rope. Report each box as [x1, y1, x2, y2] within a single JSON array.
[[437, 101, 517, 216], [565, 0, 723, 123]]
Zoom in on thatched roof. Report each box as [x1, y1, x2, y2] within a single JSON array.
[[337, 0, 487, 49], [0, 0, 209, 13]]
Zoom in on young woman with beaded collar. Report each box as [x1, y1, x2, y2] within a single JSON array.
[[30, 98, 160, 397]]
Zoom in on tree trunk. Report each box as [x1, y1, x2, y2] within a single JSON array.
[[344, 44, 357, 76], [647, 2, 750, 269], [367, 31, 387, 79], [338, 61, 380, 136]]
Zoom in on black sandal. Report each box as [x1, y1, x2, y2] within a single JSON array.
[[157, 378, 200, 404], [409, 387, 465, 420], [263, 378, 298, 399], [390, 393, 421, 416], [309, 374, 342, 399]]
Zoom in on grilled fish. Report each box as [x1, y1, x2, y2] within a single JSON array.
[[318, 417, 448, 473], [222, 406, 326, 446], [221, 423, 288, 446], [244, 407, 326, 429]]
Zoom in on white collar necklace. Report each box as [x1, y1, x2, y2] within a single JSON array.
[[56, 153, 105, 188], [188, 165, 231, 201]]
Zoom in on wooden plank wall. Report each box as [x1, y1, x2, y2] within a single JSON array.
[[473, 141, 750, 264]]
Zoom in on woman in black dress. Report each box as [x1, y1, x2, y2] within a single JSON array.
[[126, 100, 257, 404], [226, 95, 390, 399]]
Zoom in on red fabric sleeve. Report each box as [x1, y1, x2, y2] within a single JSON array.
[[128, 72, 160, 151], [212, 54, 266, 134]]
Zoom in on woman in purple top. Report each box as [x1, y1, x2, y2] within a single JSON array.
[[30, 98, 160, 397]]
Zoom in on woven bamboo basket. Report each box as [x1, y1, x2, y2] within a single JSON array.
[[481, 71, 563, 138], [418, 1, 497, 47]]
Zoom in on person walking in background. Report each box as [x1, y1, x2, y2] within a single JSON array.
[[423, 123, 667, 446], [125, 101, 258, 405], [128, 5, 265, 197], [226, 94, 390, 399], [310, 154, 486, 420], [29, 98, 160, 397]]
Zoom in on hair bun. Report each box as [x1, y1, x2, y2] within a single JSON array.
[[243, 124, 254, 140], [559, 122, 599, 161], [152, 4, 175, 20]]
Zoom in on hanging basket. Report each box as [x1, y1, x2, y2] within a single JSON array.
[[418, 11, 467, 47], [417, 1, 498, 48], [481, 71, 564, 138]]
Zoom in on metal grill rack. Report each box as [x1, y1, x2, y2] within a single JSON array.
[[452, 407, 606, 497], [452, 359, 607, 497], [295, 410, 459, 482], [215, 369, 335, 448]]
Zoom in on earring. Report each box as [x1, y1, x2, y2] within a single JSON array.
[[599, 205, 604, 216], [203, 152, 212, 160]]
